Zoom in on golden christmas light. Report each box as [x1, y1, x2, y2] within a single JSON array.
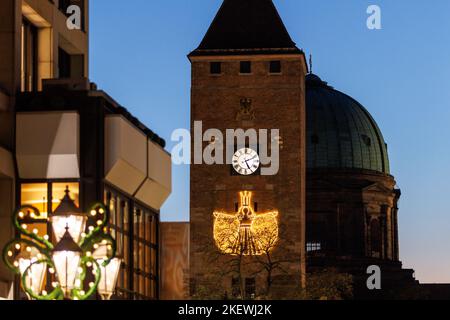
[[213, 191, 279, 256]]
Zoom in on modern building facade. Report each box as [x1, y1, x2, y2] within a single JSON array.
[[1, 0, 89, 298], [0, 0, 171, 300]]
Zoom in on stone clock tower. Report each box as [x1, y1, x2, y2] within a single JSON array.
[[188, 0, 307, 299]]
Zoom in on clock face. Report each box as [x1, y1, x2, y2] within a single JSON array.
[[232, 148, 260, 176]]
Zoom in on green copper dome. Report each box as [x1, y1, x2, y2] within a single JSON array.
[[306, 73, 390, 174]]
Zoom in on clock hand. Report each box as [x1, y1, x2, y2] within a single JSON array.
[[243, 158, 252, 169]]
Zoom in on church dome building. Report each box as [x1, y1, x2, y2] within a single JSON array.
[[306, 73, 390, 174], [305, 72, 418, 295]]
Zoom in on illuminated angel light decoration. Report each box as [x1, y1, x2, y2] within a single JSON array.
[[213, 191, 279, 256]]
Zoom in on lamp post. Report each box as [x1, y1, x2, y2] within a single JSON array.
[[50, 187, 87, 243], [52, 226, 83, 299], [97, 257, 122, 300], [17, 247, 47, 300], [2, 187, 118, 300], [92, 241, 122, 300]]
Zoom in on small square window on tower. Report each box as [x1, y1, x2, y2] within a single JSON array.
[[269, 61, 282, 74], [240, 61, 252, 74], [210, 62, 222, 74]]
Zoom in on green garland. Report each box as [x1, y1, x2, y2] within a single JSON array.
[[21, 259, 64, 300], [2, 202, 117, 301]]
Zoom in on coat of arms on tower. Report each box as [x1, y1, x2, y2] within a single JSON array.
[[213, 191, 279, 256], [236, 98, 256, 121]]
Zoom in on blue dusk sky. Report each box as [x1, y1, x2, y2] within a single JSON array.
[[89, 0, 450, 283]]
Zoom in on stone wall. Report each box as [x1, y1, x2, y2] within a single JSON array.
[[189, 54, 307, 299]]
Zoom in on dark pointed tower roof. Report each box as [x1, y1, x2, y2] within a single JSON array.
[[189, 0, 301, 56]]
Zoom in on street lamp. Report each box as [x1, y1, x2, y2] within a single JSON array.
[[93, 242, 122, 300], [97, 257, 121, 300], [2, 190, 118, 300], [18, 247, 47, 300], [52, 226, 82, 299], [50, 187, 87, 244]]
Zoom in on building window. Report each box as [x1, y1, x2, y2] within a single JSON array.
[[231, 277, 241, 298], [370, 219, 381, 258], [269, 61, 281, 74], [20, 182, 80, 220], [18, 181, 80, 268], [189, 278, 197, 297], [307, 242, 322, 253], [58, 48, 71, 78], [21, 19, 38, 92], [245, 278, 256, 299], [51, 182, 79, 211], [21, 183, 48, 219], [59, 48, 84, 78], [240, 61, 252, 74], [210, 62, 222, 75], [105, 186, 159, 300], [232, 277, 256, 299], [58, 48, 70, 78]]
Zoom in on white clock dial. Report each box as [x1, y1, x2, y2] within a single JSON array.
[[232, 148, 260, 176]]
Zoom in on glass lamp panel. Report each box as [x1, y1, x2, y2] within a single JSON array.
[[18, 258, 31, 275], [98, 258, 121, 299], [19, 258, 47, 297], [51, 215, 87, 244], [52, 250, 81, 296]]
